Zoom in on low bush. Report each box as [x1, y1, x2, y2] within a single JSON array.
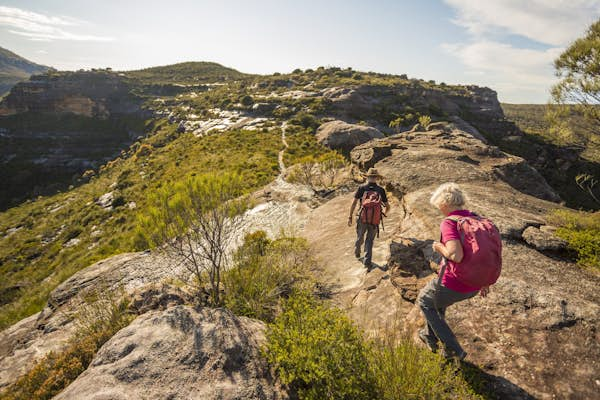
[[265, 291, 377, 400], [223, 231, 313, 322], [265, 292, 484, 399], [368, 331, 483, 399], [548, 209, 600, 268]]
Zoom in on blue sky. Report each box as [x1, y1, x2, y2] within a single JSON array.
[[1, 0, 599, 103]]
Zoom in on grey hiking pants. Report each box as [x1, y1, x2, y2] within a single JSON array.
[[355, 221, 377, 264], [416, 278, 478, 356]]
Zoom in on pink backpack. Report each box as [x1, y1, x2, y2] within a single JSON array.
[[445, 214, 502, 287]]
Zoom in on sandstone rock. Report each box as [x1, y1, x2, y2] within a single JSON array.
[[96, 191, 114, 209], [350, 141, 394, 170], [362, 128, 560, 204], [54, 306, 288, 400], [0, 251, 182, 389], [522, 226, 568, 252], [252, 102, 277, 114], [315, 120, 384, 155]]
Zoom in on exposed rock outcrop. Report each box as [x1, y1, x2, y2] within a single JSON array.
[[0, 251, 181, 389], [315, 120, 384, 155], [304, 124, 599, 399], [0, 71, 142, 118], [55, 306, 287, 400]]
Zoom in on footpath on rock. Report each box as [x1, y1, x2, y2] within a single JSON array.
[[1, 121, 599, 400]]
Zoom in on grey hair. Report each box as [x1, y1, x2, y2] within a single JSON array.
[[430, 183, 466, 209]]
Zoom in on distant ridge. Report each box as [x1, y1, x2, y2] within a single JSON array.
[[0, 46, 49, 96], [125, 61, 252, 84]]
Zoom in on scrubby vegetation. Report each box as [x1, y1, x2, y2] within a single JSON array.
[[125, 61, 251, 85], [137, 172, 250, 306], [548, 209, 600, 268], [265, 291, 485, 400], [224, 231, 315, 322]]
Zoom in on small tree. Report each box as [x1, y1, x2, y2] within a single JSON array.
[[137, 173, 248, 306], [549, 19, 600, 142], [318, 152, 347, 189], [287, 153, 346, 191]]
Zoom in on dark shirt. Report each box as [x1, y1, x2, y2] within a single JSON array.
[[354, 183, 388, 203]]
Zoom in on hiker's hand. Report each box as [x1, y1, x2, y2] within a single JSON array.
[[480, 286, 490, 298], [347, 216, 353, 226]]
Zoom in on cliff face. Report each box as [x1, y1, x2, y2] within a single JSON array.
[[0, 71, 142, 118], [0, 71, 146, 210]]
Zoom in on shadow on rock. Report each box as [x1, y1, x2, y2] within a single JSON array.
[[458, 361, 535, 400]]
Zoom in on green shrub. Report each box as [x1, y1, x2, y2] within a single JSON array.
[[418, 115, 432, 128], [548, 209, 600, 268], [265, 291, 377, 399], [223, 231, 313, 322], [290, 112, 319, 131], [368, 332, 482, 399], [240, 95, 254, 107]]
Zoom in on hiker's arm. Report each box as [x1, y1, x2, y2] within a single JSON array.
[[348, 198, 358, 226], [383, 201, 390, 214], [433, 240, 463, 263]]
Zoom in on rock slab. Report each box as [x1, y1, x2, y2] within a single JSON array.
[[55, 306, 287, 400]]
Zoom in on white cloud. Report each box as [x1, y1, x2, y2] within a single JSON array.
[[444, 0, 600, 46], [0, 6, 113, 42], [441, 1, 600, 102]]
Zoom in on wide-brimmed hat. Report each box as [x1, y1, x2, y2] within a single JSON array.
[[363, 168, 382, 178]]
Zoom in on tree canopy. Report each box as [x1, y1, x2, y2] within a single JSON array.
[[550, 19, 600, 141]]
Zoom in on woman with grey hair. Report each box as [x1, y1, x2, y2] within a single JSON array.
[[416, 182, 493, 361]]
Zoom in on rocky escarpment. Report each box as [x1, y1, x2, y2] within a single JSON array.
[[0, 70, 142, 118], [301, 123, 598, 399], [322, 84, 506, 129]]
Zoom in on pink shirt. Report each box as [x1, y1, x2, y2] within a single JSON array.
[[440, 209, 481, 293]]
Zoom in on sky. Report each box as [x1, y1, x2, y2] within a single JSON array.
[[0, 0, 599, 103]]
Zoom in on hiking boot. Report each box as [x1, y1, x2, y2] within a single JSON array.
[[418, 329, 438, 353]]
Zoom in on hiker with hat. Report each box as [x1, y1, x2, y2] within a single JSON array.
[[348, 168, 390, 269]]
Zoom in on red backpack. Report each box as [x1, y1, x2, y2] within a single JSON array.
[[360, 191, 383, 226], [445, 214, 502, 287]]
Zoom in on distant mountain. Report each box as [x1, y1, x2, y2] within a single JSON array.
[[0, 46, 49, 97]]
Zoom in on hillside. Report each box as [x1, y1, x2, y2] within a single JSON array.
[[0, 64, 599, 399], [124, 61, 252, 85], [0, 47, 48, 97]]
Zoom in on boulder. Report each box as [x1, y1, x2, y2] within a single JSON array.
[[0, 251, 182, 389], [316, 120, 384, 155], [522, 225, 568, 252], [96, 191, 114, 209], [54, 306, 288, 400]]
